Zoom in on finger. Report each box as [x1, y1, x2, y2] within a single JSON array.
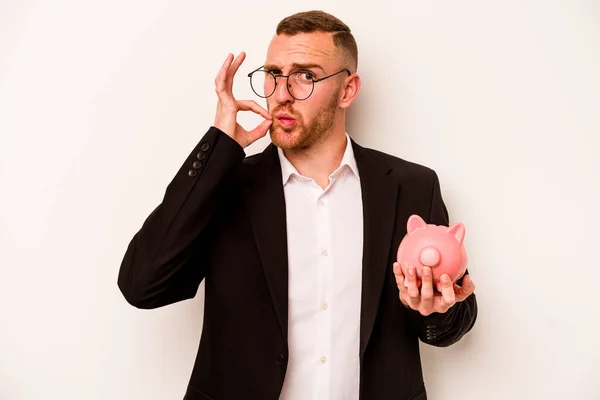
[[245, 118, 273, 141], [237, 100, 272, 120], [393, 262, 405, 288], [439, 274, 456, 306], [215, 53, 234, 93], [405, 266, 420, 308], [420, 267, 434, 309], [225, 51, 246, 91], [454, 274, 476, 302], [393, 262, 410, 306], [399, 262, 409, 287]]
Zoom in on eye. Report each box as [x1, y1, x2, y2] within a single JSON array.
[[268, 69, 282, 76], [294, 71, 316, 83], [300, 71, 316, 81]]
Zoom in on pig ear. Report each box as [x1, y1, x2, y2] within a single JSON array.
[[447, 222, 466, 243], [407, 214, 427, 234]]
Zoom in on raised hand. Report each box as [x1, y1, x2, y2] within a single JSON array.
[[393, 262, 475, 316], [213, 52, 272, 148]]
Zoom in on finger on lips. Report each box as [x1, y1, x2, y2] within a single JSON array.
[[248, 119, 273, 137], [237, 100, 271, 119]]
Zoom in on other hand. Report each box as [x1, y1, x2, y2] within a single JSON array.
[[213, 52, 272, 148], [393, 262, 475, 316]]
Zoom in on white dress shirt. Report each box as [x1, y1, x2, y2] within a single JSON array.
[[278, 133, 364, 400]]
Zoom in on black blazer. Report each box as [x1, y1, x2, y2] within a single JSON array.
[[117, 126, 477, 400]]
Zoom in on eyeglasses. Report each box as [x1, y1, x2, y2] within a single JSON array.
[[248, 66, 351, 100]]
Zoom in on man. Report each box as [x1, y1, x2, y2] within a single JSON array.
[[117, 10, 477, 400]]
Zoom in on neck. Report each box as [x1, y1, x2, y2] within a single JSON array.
[[282, 126, 348, 189]]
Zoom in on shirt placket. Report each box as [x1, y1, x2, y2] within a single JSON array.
[[315, 184, 333, 400]]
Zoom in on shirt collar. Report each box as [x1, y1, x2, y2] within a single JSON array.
[[277, 132, 359, 184]]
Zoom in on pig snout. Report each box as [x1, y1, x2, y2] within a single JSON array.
[[419, 246, 440, 267]]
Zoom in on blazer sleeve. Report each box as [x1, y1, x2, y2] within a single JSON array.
[[117, 126, 246, 309], [407, 170, 478, 347]]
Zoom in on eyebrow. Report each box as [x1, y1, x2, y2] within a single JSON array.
[[263, 63, 326, 73]]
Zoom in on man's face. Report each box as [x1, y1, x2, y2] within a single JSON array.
[[263, 32, 347, 150]]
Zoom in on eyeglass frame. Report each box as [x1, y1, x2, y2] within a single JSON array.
[[247, 65, 351, 100]]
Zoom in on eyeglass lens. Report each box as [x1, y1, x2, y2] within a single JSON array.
[[250, 71, 314, 100]]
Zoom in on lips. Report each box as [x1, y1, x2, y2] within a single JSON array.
[[275, 113, 296, 129], [276, 113, 295, 121]]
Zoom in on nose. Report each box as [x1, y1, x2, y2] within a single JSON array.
[[273, 76, 295, 105], [419, 246, 440, 267]]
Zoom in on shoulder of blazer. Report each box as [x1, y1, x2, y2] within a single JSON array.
[[228, 143, 281, 189], [351, 140, 438, 184], [234, 140, 440, 190]]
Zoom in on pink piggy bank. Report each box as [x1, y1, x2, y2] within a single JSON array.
[[397, 214, 468, 287]]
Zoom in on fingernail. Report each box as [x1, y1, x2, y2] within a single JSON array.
[[442, 275, 450, 283]]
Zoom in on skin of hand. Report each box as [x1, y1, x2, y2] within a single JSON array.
[[392, 262, 475, 316], [213, 52, 273, 148]]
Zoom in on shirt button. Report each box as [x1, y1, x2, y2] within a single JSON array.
[[320, 356, 327, 363], [318, 200, 325, 206], [321, 249, 328, 256], [322, 303, 328, 310]]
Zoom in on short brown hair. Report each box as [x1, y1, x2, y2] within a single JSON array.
[[276, 10, 358, 72]]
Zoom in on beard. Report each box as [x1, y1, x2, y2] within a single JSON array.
[[268, 89, 340, 150]]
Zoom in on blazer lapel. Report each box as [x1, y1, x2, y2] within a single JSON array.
[[242, 140, 399, 353], [243, 144, 289, 343], [352, 141, 400, 357]]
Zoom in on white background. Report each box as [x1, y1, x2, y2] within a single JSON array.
[[1, 1, 599, 399]]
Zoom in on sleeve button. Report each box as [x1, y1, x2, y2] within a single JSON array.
[[201, 143, 210, 151], [188, 170, 198, 177], [193, 161, 202, 169], [197, 152, 206, 160], [276, 354, 286, 366]]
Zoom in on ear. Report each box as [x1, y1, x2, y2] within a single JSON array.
[[407, 214, 426, 234], [447, 222, 466, 243], [339, 73, 361, 110]]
